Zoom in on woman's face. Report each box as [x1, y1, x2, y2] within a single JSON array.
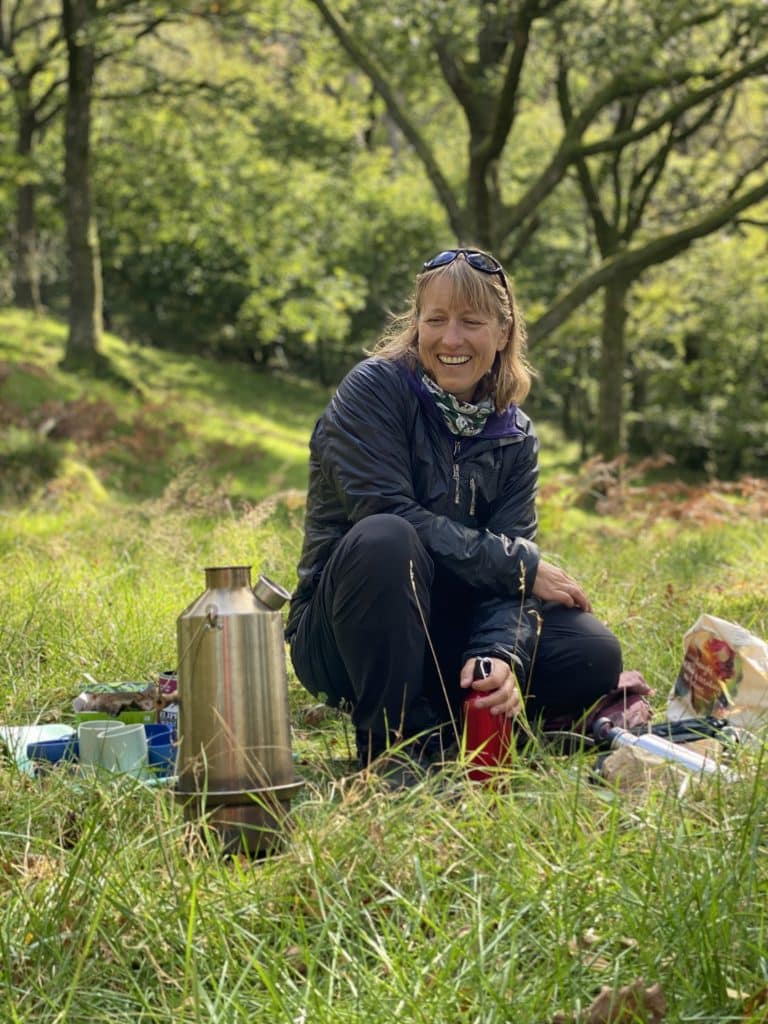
[[417, 276, 508, 402]]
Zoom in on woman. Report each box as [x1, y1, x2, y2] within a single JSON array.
[[286, 248, 642, 776]]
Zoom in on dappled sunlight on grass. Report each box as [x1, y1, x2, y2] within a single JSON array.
[[0, 308, 326, 503]]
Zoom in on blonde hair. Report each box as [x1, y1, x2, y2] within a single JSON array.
[[371, 255, 533, 411]]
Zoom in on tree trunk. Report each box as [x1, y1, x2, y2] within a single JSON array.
[[13, 106, 42, 311], [467, 149, 493, 250], [61, 0, 103, 369], [627, 353, 649, 455], [14, 182, 42, 311], [596, 275, 631, 459]]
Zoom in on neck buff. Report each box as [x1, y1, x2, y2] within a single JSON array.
[[417, 365, 494, 436]]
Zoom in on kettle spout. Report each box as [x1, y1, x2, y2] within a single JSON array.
[[253, 574, 292, 610]]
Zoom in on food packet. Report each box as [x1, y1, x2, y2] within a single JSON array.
[[667, 614, 768, 732]]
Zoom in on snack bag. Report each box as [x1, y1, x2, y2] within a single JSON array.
[[668, 614, 768, 731]]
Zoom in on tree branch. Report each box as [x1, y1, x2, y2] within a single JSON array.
[[556, 57, 614, 251], [308, 0, 464, 236], [528, 175, 768, 345], [623, 126, 675, 239], [7, 8, 59, 43], [97, 75, 242, 103], [37, 95, 64, 130], [724, 151, 768, 200], [433, 38, 479, 126], [576, 51, 768, 159], [624, 95, 726, 237], [499, 64, 698, 238], [500, 212, 541, 267], [32, 73, 67, 117], [481, 0, 542, 163], [433, 0, 551, 135]]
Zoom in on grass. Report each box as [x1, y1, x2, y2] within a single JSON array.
[[0, 308, 328, 504], [2, 309, 768, 1022]]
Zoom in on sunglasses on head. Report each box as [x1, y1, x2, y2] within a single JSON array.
[[422, 248, 512, 305], [422, 249, 503, 275]]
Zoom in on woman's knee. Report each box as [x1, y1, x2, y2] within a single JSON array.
[[342, 514, 429, 581], [533, 608, 623, 699], [348, 513, 418, 546], [586, 620, 623, 680], [324, 515, 434, 615]]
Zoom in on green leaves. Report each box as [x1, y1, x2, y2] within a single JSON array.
[[0, 0, 766, 466]]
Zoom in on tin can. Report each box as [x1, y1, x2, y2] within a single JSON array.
[[157, 670, 178, 740]]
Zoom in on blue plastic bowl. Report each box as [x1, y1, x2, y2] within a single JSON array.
[[27, 736, 78, 765], [148, 743, 176, 776]]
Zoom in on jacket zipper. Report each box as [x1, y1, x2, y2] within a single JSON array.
[[452, 439, 461, 504], [451, 441, 477, 517]]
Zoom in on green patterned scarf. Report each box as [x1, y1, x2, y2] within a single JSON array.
[[418, 366, 494, 436]]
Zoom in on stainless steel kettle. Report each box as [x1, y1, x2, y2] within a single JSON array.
[[175, 565, 301, 853]]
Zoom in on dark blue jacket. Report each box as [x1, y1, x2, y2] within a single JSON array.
[[285, 356, 543, 676]]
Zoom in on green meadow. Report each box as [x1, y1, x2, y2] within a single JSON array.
[[1, 310, 767, 1023]]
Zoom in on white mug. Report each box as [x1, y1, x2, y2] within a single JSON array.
[[98, 724, 148, 777], [78, 720, 126, 768]]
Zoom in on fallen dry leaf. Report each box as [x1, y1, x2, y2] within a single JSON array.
[[2, 853, 60, 883], [585, 979, 666, 1023], [302, 703, 334, 727], [566, 929, 612, 972], [567, 928, 602, 953], [743, 986, 768, 1019], [283, 945, 308, 976]]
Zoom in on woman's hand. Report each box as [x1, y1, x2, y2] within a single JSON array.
[[532, 559, 592, 612], [459, 657, 522, 718]]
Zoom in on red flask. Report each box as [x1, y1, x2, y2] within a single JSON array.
[[463, 657, 512, 782]]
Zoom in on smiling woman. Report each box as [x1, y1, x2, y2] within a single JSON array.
[[417, 277, 508, 402], [378, 248, 529, 412], [285, 248, 639, 785]]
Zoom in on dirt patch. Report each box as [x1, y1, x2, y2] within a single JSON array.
[[37, 397, 118, 443], [0, 360, 51, 383], [0, 399, 18, 427], [34, 398, 183, 468]]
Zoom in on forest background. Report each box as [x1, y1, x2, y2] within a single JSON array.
[[1, 0, 767, 474]]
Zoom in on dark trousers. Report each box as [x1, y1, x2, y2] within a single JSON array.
[[289, 514, 622, 745]]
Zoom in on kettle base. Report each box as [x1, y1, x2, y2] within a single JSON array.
[[176, 785, 300, 856], [182, 798, 292, 856], [206, 801, 292, 856]]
